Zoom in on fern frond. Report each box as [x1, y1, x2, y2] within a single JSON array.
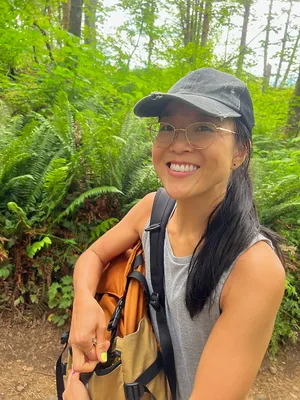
[[54, 186, 122, 223], [260, 199, 300, 224], [7, 201, 31, 228]]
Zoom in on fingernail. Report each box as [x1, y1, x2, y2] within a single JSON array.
[[72, 371, 76, 375], [101, 352, 107, 362]]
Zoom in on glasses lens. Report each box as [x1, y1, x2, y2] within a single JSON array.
[[150, 122, 175, 147], [186, 122, 216, 149]]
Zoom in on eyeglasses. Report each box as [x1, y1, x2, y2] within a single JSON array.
[[148, 121, 237, 149]]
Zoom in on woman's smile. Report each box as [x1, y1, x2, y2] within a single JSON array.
[[166, 161, 200, 178]]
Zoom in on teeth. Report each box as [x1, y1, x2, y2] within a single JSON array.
[[169, 163, 198, 172]]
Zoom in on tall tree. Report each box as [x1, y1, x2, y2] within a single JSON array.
[[62, 0, 71, 31], [176, 0, 205, 46], [146, 0, 156, 67], [263, 0, 274, 91], [84, 0, 97, 44], [286, 65, 300, 137], [69, 0, 83, 38], [280, 28, 300, 87], [200, 0, 212, 47], [236, 0, 251, 77], [224, 16, 231, 62], [274, 0, 293, 87]]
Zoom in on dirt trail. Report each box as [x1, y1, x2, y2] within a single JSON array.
[[0, 317, 299, 400]]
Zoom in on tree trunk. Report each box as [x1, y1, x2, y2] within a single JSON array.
[[147, 0, 155, 67], [186, 0, 191, 44], [69, 0, 83, 38], [84, 0, 97, 44], [263, 0, 273, 91], [286, 65, 300, 137], [195, 0, 204, 45], [274, 0, 293, 87], [224, 16, 231, 62], [178, 0, 204, 47], [200, 0, 211, 47], [62, 0, 71, 31], [180, 0, 191, 46], [236, 0, 251, 76], [280, 28, 300, 87]]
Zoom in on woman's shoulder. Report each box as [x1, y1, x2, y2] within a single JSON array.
[[234, 240, 285, 279], [221, 240, 285, 311]]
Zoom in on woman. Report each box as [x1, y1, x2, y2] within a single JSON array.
[[65, 68, 285, 400]]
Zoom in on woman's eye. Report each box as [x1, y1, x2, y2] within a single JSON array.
[[160, 124, 173, 132], [197, 124, 213, 132]]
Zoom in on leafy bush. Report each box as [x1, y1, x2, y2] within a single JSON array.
[[269, 272, 300, 358], [253, 132, 300, 250], [0, 97, 123, 316], [252, 129, 300, 356]]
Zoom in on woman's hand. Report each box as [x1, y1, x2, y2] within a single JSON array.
[[63, 371, 91, 400], [69, 292, 110, 373]]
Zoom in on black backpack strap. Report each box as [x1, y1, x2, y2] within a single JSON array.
[[56, 331, 69, 400], [146, 188, 177, 399], [124, 352, 163, 400]]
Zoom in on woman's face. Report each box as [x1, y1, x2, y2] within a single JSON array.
[[152, 100, 240, 201]]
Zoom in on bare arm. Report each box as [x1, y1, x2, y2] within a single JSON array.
[[70, 193, 155, 371], [189, 241, 285, 400], [73, 192, 156, 296]]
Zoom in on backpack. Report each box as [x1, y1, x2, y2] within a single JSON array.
[[56, 188, 177, 400]]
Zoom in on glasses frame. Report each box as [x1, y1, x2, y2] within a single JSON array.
[[148, 121, 237, 149]]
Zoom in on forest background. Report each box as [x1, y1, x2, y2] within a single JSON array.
[[0, 0, 299, 357]]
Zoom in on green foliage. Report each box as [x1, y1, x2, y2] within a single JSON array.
[[54, 186, 122, 223], [250, 85, 293, 134], [0, 263, 13, 279], [48, 275, 74, 326], [89, 218, 119, 242], [108, 113, 160, 208], [26, 237, 52, 258], [48, 276, 74, 309], [270, 273, 300, 358], [253, 133, 300, 249], [252, 127, 300, 356]]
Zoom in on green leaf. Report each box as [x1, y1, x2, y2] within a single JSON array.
[[26, 236, 52, 258], [30, 294, 38, 304], [54, 186, 122, 223]]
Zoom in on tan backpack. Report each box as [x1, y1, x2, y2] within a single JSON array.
[[56, 189, 177, 400]]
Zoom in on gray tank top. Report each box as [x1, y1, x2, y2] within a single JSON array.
[[142, 218, 273, 400]]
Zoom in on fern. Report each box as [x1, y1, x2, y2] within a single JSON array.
[[7, 202, 31, 229], [54, 186, 122, 223], [260, 200, 300, 224], [253, 133, 300, 249], [105, 113, 154, 205]]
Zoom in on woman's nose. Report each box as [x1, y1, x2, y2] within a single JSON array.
[[169, 130, 192, 151]]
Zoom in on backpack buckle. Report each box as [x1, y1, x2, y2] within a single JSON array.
[[150, 292, 160, 311], [145, 223, 161, 232], [124, 382, 145, 400], [108, 297, 125, 331]]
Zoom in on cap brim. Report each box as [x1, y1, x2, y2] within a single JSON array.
[[134, 93, 241, 119]]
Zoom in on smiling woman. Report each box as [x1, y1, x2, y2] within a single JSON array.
[[65, 68, 286, 400]]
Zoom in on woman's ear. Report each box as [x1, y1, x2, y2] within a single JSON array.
[[231, 146, 248, 169]]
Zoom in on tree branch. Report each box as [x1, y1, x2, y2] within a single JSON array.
[[33, 21, 55, 62]]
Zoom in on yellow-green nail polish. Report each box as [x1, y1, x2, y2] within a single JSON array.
[[101, 352, 107, 362]]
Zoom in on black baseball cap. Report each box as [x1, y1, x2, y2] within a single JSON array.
[[134, 68, 255, 135]]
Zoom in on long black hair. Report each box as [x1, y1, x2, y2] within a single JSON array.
[[186, 119, 285, 318]]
